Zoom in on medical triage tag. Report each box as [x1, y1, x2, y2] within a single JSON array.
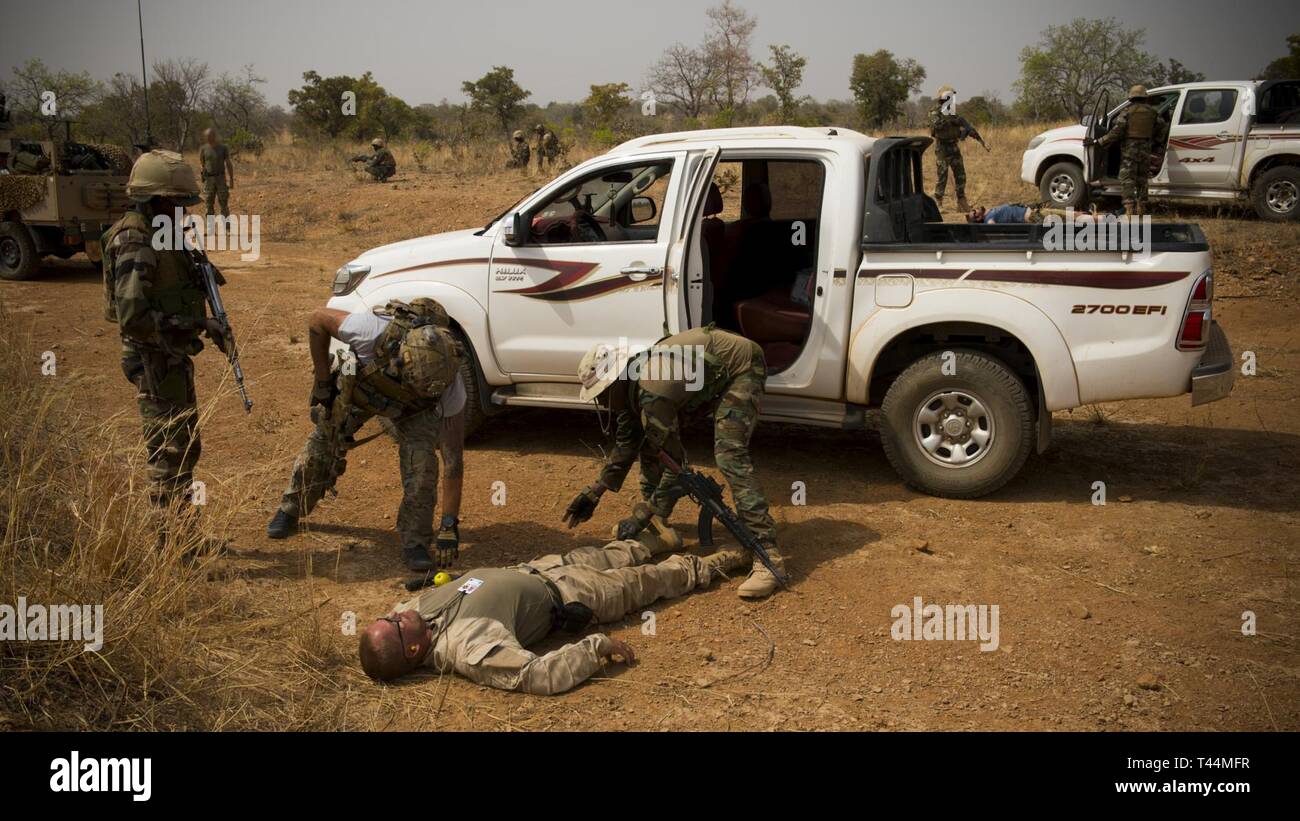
[[458, 577, 484, 595]]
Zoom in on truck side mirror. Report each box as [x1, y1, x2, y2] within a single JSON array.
[[502, 211, 527, 246], [630, 196, 657, 224]]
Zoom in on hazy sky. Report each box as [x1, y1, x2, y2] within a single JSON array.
[[2, 0, 1297, 108]]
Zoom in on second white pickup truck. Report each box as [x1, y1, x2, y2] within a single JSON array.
[[327, 126, 1234, 498]]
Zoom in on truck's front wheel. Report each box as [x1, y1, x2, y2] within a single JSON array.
[[880, 350, 1034, 498], [1251, 166, 1300, 222], [1039, 161, 1089, 210], [0, 221, 40, 281]]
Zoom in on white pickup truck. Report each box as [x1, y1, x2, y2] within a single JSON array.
[[327, 126, 1234, 498], [1022, 79, 1300, 221]]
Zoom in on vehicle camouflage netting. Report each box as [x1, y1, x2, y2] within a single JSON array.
[[88, 143, 132, 176], [0, 174, 49, 212]]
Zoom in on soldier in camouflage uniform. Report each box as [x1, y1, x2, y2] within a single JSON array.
[[352, 138, 396, 181], [198, 128, 234, 217], [562, 326, 786, 599], [102, 150, 227, 510], [1091, 85, 1165, 217], [928, 85, 975, 211], [266, 299, 464, 571], [507, 130, 530, 169], [533, 123, 560, 171]]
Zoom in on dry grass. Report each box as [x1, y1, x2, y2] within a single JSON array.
[[0, 309, 360, 730]]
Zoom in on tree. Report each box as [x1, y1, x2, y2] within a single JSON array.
[[962, 94, 1010, 125], [703, 0, 758, 113], [9, 58, 101, 139], [646, 43, 717, 119], [1258, 34, 1300, 81], [208, 66, 272, 137], [759, 44, 807, 123], [1014, 18, 1155, 121], [150, 58, 211, 151], [849, 50, 926, 130], [461, 66, 531, 136], [582, 82, 633, 133], [1149, 58, 1205, 87]]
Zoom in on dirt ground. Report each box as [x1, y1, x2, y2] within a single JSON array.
[[4, 137, 1298, 731]]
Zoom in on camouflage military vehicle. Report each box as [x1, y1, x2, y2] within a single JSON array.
[[0, 138, 132, 280]]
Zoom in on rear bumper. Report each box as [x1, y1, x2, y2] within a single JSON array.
[[1191, 321, 1234, 406]]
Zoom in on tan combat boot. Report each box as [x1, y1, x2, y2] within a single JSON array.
[[957, 196, 971, 212], [737, 548, 788, 599], [701, 549, 748, 581], [617, 515, 683, 555], [934, 195, 945, 210]]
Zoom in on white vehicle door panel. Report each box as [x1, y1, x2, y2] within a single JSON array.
[[1165, 87, 1245, 189]]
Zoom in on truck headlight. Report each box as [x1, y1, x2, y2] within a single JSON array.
[[1027, 135, 1046, 150], [332, 263, 371, 295]]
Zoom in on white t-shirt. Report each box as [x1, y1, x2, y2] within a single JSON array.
[[337, 311, 466, 416]]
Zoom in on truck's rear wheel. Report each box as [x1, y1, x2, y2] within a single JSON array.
[[1252, 166, 1300, 222], [880, 350, 1034, 498], [0, 221, 40, 281], [1039, 161, 1089, 209]]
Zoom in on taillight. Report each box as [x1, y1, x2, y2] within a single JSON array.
[[1177, 271, 1213, 351]]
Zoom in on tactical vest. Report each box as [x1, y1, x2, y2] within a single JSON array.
[[351, 301, 459, 417], [931, 113, 964, 143], [1124, 104, 1156, 140], [101, 210, 207, 331]]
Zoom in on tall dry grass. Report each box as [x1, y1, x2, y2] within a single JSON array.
[[0, 310, 357, 730]]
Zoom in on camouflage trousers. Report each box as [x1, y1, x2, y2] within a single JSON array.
[[507, 146, 530, 169], [278, 403, 443, 551], [641, 347, 777, 548], [364, 163, 394, 182], [1118, 139, 1153, 209], [934, 144, 966, 199], [203, 178, 229, 217], [121, 341, 200, 507]]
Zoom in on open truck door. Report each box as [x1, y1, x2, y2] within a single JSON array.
[[1084, 91, 1110, 184], [862, 136, 938, 246]]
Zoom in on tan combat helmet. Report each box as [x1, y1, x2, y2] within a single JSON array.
[[533, 123, 546, 134], [935, 85, 956, 100], [1129, 85, 1148, 100], [371, 137, 385, 148], [577, 341, 635, 402], [125, 149, 200, 205], [512, 130, 524, 141]]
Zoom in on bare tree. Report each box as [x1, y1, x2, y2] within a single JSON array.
[[151, 58, 210, 151], [9, 58, 101, 139], [207, 65, 271, 137], [703, 0, 758, 113], [646, 43, 718, 119]]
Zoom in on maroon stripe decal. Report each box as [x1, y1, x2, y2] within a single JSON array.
[[522, 272, 663, 302], [499, 259, 601, 295], [372, 257, 489, 280], [965, 269, 1189, 289]]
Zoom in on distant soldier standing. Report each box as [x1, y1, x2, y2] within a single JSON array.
[[534, 123, 560, 171], [507, 130, 530, 169], [102, 150, 228, 510], [563, 327, 787, 599], [929, 85, 977, 211], [266, 299, 467, 572], [1091, 85, 1163, 217], [352, 137, 396, 181], [198, 128, 234, 217]]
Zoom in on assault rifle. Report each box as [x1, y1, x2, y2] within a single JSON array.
[[186, 238, 252, 413], [657, 451, 790, 589], [963, 123, 991, 152]]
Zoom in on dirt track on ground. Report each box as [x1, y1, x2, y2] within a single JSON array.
[[4, 149, 1298, 731]]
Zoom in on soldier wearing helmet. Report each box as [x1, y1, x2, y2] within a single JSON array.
[[1089, 84, 1169, 217], [563, 327, 788, 599], [101, 150, 229, 513], [267, 298, 469, 572], [351, 137, 397, 181], [506, 129, 530, 169], [928, 85, 976, 211], [533, 123, 560, 171]]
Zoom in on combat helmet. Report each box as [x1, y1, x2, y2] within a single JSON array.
[[1128, 85, 1148, 100], [371, 137, 385, 148], [935, 85, 956, 100], [125, 149, 200, 205], [512, 130, 525, 141]]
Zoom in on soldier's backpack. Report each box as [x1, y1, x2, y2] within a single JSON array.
[[370, 298, 460, 401]]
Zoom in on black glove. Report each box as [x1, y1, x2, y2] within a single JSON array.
[[562, 484, 602, 528], [615, 502, 654, 541], [435, 515, 459, 567], [1082, 137, 1096, 148], [310, 377, 337, 410]]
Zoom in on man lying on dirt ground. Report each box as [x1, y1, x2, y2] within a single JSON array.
[[562, 327, 787, 599], [266, 299, 466, 571], [359, 525, 748, 693]]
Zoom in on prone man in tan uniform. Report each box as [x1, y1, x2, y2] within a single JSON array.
[[359, 529, 748, 694]]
